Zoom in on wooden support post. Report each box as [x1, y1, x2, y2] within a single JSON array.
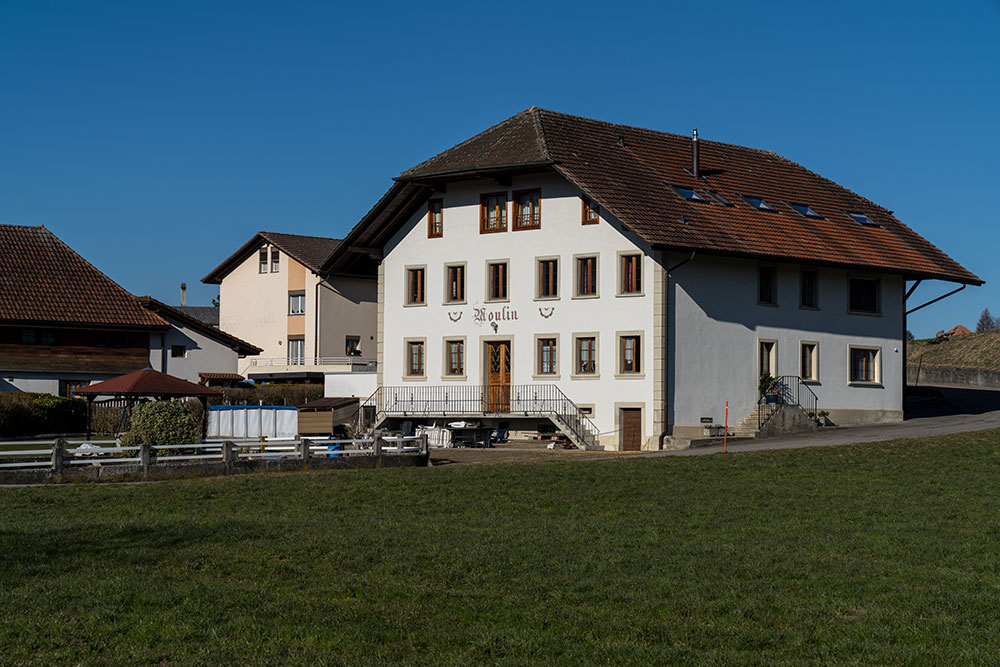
[[200, 396, 209, 441], [222, 440, 234, 474], [373, 429, 383, 468], [299, 438, 311, 468], [51, 438, 64, 478], [420, 433, 429, 456], [140, 443, 151, 477], [85, 396, 94, 439]]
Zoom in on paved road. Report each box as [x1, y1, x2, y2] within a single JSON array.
[[668, 385, 1000, 456]]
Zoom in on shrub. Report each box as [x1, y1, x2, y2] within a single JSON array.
[[214, 383, 323, 408], [122, 401, 200, 447], [0, 393, 35, 438], [0, 393, 86, 437]]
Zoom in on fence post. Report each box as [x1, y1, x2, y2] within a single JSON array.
[[373, 429, 383, 468], [420, 432, 429, 456], [222, 441, 233, 474], [140, 443, 150, 478], [299, 438, 311, 468], [51, 438, 64, 478]]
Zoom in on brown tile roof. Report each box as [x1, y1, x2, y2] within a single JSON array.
[[203, 231, 342, 284], [198, 372, 245, 381], [175, 305, 219, 326], [74, 369, 220, 397], [0, 224, 169, 328], [136, 297, 262, 356], [326, 108, 980, 285]]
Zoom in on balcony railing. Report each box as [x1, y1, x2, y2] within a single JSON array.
[[247, 356, 376, 371]]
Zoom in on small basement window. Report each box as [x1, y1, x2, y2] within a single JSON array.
[[789, 202, 824, 219], [672, 186, 708, 202], [743, 196, 778, 212], [847, 211, 880, 227]]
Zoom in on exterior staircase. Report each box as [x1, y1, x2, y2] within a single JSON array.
[[359, 384, 603, 450], [733, 376, 819, 439]]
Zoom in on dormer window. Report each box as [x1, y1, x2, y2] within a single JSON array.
[[743, 196, 778, 212], [259, 248, 268, 273], [582, 196, 600, 224], [707, 191, 733, 206], [789, 203, 824, 219], [846, 211, 880, 227], [673, 186, 708, 202], [428, 199, 443, 238], [513, 189, 541, 230]]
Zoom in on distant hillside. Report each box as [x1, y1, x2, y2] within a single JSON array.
[[908, 330, 1000, 370]]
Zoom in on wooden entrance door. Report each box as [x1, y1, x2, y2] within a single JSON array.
[[621, 408, 642, 451], [486, 341, 511, 412]]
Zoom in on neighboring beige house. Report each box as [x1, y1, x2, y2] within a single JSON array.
[[203, 231, 377, 383]]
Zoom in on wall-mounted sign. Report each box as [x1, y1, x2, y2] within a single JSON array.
[[700, 417, 714, 424], [474, 305, 519, 324]]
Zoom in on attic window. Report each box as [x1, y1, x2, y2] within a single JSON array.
[[673, 186, 708, 203], [847, 211, 880, 227], [789, 202, 824, 219], [707, 191, 733, 206], [743, 196, 778, 212]]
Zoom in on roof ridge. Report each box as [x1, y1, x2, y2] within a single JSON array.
[[260, 230, 343, 242], [530, 107, 553, 162]]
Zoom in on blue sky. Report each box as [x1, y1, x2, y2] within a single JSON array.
[[0, 0, 997, 336]]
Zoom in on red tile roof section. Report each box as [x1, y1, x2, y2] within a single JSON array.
[[74, 369, 220, 397], [385, 108, 980, 285], [203, 231, 342, 284], [0, 225, 169, 328]]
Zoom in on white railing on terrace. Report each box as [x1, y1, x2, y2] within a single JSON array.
[[247, 356, 376, 371]]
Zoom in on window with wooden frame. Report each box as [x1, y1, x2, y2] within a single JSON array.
[[800, 342, 818, 381], [849, 346, 879, 383], [406, 340, 425, 377], [480, 192, 508, 233], [270, 248, 280, 273], [406, 267, 425, 305], [848, 277, 880, 314], [513, 189, 541, 230], [487, 261, 508, 301], [582, 196, 599, 224], [427, 199, 443, 238], [445, 339, 464, 376], [800, 269, 818, 309], [258, 248, 268, 273], [620, 254, 642, 295], [537, 337, 557, 375], [537, 258, 558, 299], [575, 256, 598, 297], [575, 336, 597, 375], [620, 335, 641, 374], [445, 264, 465, 303], [758, 265, 776, 305]]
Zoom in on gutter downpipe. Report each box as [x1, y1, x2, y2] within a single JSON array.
[[659, 250, 696, 450]]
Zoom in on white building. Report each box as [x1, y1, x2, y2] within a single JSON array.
[[323, 108, 981, 450], [203, 231, 377, 384]]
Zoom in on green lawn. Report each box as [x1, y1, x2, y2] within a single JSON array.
[[3, 432, 1000, 664]]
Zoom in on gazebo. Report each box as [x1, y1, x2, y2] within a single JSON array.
[[74, 369, 221, 438]]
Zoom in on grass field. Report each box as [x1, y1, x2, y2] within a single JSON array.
[[3, 432, 1000, 664], [909, 329, 1000, 370]]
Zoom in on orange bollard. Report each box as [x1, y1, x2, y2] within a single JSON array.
[[724, 401, 728, 453]]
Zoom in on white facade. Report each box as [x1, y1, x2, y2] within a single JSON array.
[[148, 315, 243, 385], [379, 172, 905, 450]]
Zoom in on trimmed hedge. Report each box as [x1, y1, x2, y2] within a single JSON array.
[[122, 401, 200, 447], [214, 384, 323, 408], [0, 393, 87, 438]]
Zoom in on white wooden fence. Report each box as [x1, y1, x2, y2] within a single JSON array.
[[0, 433, 427, 474]]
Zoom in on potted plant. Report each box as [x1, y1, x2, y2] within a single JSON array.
[[759, 372, 781, 404]]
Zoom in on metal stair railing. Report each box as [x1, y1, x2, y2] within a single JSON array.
[[757, 376, 819, 430], [360, 384, 601, 449]]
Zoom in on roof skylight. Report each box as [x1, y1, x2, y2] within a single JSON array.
[[789, 202, 824, 219], [673, 186, 708, 203], [743, 196, 778, 212], [707, 191, 733, 206], [846, 211, 879, 227]]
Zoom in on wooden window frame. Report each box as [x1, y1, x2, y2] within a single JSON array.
[[758, 339, 777, 378], [404, 338, 426, 379], [536, 257, 559, 300], [847, 275, 881, 315], [848, 346, 881, 385], [800, 268, 819, 309], [443, 338, 465, 378], [512, 189, 541, 231], [574, 254, 599, 298], [618, 253, 642, 296], [617, 333, 643, 376], [444, 263, 466, 304], [427, 199, 443, 238], [572, 333, 599, 378], [582, 196, 600, 225], [405, 266, 426, 306], [800, 341, 819, 382], [535, 335, 559, 378], [758, 265, 777, 306], [480, 192, 508, 234], [486, 260, 509, 303]]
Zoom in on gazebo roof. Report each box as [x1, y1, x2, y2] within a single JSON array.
[[74, 369, 221, 398]]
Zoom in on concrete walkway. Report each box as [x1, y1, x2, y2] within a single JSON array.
[[669, 385, 1000, 456]]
